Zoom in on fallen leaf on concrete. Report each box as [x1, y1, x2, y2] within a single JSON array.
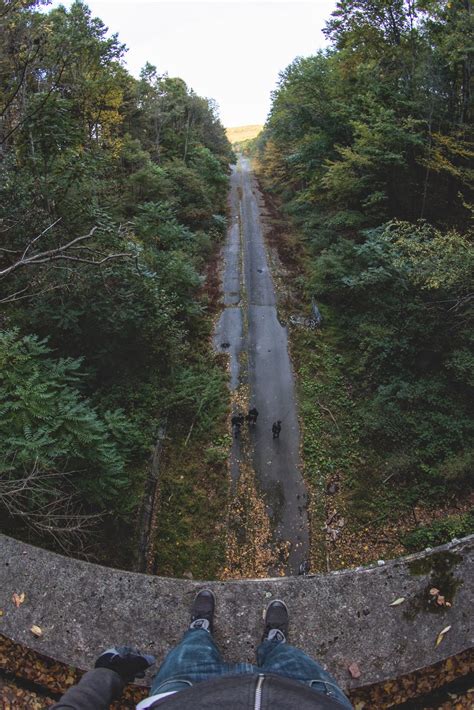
[[30, 625, 43, 638], [429, 587, 440, 596], [435, 625, 451, 647], [0, 609, 3, 616], [389, 597, 405, 606], [12, 593, 25, 608], [348, 662, 361, 678], [436, 595, 446, 606]]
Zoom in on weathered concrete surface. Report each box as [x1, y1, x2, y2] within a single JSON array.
[[1, 534, 472, 691]]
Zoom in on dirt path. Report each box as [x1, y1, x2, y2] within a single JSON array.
[[215, 157, 309, 575]]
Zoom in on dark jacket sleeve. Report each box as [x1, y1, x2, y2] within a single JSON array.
[[49, 668, 124, 710]]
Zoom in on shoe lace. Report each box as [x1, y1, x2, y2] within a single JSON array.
[[190, 618, 210, 631], [266, 628, 286, 643]]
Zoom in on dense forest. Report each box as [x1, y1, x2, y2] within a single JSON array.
[[0, 0, 232, 563], [257, 0, 473, 559], [1, 0, 472, 576]]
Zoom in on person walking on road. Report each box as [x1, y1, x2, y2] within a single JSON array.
[[51, 590, 354, 709], [231, 414, 243, 437], [272, 420, 282, 439], [247, 407, 259, 424]]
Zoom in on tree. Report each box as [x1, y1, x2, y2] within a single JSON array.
[[257, 0, 473, 512], [0, 0, 232, 563], [0, 330, 135, 548]]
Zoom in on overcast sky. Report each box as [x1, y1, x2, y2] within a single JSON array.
[[51, 0, 338, 127]]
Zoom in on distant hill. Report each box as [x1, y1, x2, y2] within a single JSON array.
[[226, 125, 263, 144]]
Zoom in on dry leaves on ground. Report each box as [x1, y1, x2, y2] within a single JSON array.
[[348, 662, 361, 679], [12, 592, 25, 608]]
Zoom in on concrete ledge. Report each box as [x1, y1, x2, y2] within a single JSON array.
[[1, 534, 473, 692]]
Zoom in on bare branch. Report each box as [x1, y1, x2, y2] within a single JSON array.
[[0, 285, 30, 304], [43, 252, 133, 266], [0, 462, 102, 552], [0, 225, 98, 277], [1, 221, 134, 305], [21, 217, 62, 260], [0, 282, 64, 305]]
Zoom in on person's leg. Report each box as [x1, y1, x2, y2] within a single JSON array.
[[257, 639, 352, 708], [150, 627, 224, 694], [149, 590, 256, 696], [257, 601, 352, 709]]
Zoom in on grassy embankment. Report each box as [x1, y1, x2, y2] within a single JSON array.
[[258, 186, 474, 573], [148, 242, 232, 580]]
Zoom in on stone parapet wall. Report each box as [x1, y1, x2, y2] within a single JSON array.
[[1, 534, 473, 696]]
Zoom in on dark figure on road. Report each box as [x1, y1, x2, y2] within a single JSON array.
[[247, 407, 259, 424], [231, 414, 243, 437], [51, 590, 353, 709], [272, 420, 282, 439], [299, 559, 311, 576]]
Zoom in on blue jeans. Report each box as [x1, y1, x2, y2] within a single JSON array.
[[150, 629, 352, 708]]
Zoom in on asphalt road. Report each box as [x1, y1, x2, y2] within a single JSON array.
[[215, 157, 309, 575]]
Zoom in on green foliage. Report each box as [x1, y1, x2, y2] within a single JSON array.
[[0, 330, 133, 510], [295, 328, 362, 565], [310, 221, 473, 487], [402, 511, 474, 552], [257, 0, 473, 522], [163, 364, 229, 434], [260, 1, 472, 232], [0, 0, 232, 562]]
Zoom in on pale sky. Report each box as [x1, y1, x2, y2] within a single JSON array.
[[50, 0, 338, 127]]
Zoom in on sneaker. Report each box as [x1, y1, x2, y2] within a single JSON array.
[[262, 599, 288, 643], [190, 589, 215, 634]]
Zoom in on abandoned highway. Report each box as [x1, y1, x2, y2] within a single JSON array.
[[215, 156, 310, 575]]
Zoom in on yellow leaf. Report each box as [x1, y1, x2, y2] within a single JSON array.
[[30, 625, 43, 637], [435, 625, 451, 647]]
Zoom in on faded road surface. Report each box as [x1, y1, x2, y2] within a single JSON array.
[[215, 157, 309, 575]]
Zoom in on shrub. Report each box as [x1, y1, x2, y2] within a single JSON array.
[[402, 512, 474, 551]]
